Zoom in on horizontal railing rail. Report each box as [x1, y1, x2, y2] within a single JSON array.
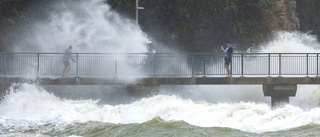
[[0, 53, 318, 77]]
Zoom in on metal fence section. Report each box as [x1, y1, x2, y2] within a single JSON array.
[[0, 53, 319, 77]]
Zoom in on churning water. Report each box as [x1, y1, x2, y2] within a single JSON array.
[[1, 82, 320, 136], [2, 0, 320, 136]]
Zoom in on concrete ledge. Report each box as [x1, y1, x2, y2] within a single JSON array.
[[0, 77, 320, 85]]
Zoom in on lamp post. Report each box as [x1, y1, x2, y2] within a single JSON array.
[[136, 0, 144, 25]]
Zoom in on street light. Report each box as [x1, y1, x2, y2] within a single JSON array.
[[136, 0, 144, 25]]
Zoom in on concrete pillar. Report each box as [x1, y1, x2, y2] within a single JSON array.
[[126, 84, 160, 97], [263, 84, 297, 108]]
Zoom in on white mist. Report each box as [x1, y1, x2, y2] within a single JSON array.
[[13, 0, 150, 53]]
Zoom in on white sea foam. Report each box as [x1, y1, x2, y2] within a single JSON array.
[[2, 0, 320, 135], [1, 83, 320, 133]]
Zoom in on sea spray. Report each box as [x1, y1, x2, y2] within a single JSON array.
[[257, 31, 320, 109], [1, 83, 320, 134], [258, 31, 320, 53], [12, 0, 150, 53], [7, 0, 152, 80], [169, 31, 320, 109]]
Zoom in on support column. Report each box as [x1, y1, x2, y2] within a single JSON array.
[[263, 84, 297, 108]]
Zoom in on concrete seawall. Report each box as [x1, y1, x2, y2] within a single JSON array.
[[1, 76, 319, 107]]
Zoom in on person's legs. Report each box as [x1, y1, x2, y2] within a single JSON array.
[[62, 68, 66, 77], [65, 65, 71, 75], [62, 61, 70, 77], [62, 66, 67, 77], [225, 64, 230, 76], [62, 66, 66, 77], [62, 65, 70, 77], [224, 58, 230, 77]]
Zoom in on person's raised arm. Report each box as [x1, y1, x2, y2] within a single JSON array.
[[72, 57, 76, 63], [70, 54, 76, 63], [221, 46, 226, 52]]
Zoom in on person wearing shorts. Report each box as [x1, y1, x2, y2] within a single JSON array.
[[221, 42, 233, 77]]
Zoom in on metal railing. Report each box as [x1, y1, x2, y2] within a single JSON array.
[[0, 53, 319, 77]]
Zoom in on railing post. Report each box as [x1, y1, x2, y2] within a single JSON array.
[[306, 53, 309, 76], [3, 54, 6, 75], [37, 53, 40, 77], [230, 54, 232, 76], [153, 54, 156, 77], [115, 55, 118, 78], [203, 55, 206, 77], [76, 53, 79, 77], [241, 53, 243, 76], [268, 53, 270, 77], [191, 54, 195, 77], [279, 53, 281, 76], [317, 54, 319, 77]]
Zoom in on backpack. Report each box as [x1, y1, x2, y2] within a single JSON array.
[[227, 45, 233, 54]]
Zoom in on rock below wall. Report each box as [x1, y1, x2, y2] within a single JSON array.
[[261, 0, 299, 32]]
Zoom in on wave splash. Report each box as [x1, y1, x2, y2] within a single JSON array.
[[13, 0, 150, 53], [1, 83, 320, 134]]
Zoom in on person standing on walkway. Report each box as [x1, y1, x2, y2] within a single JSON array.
[[221, 41, 233, 77], [62, 45, 76, 77]]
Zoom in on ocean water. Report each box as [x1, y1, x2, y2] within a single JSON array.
[[1, 83, 320, 137], [3, 0, 320, 136]]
